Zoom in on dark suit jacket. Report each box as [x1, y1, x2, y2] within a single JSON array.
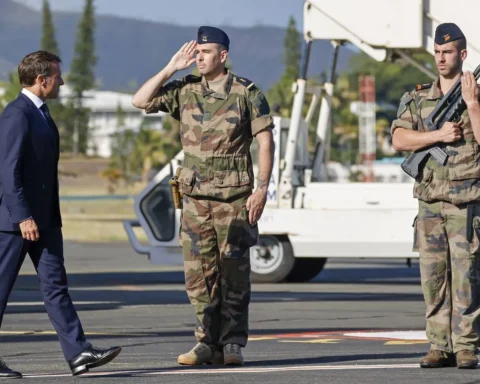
[[0, 92, 61, 231]]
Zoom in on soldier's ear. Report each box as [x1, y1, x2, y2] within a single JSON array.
[[220, 51, 228, 64]]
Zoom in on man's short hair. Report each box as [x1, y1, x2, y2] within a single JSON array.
[[455, 37, 467, 51], [217, 44, 228, 53], [18, 50, 62, 87]]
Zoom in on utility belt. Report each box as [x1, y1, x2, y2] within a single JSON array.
[[169, 163, 253, 206]]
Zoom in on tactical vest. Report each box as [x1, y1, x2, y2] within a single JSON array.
[[410, 81, 480, 205]]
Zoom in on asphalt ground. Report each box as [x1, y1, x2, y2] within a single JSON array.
[[0, 242, 478, 383]]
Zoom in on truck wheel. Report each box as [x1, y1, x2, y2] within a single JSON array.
[[285, 258, 328, 282], [250, 235, 295, 283]]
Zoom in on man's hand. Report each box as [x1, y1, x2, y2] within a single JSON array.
[[167, 41, 197, 72], [462, 70, 479, 108], [246, 184, 268, 226], [437, 121, 462, 143], [19, 218, 39, 241]]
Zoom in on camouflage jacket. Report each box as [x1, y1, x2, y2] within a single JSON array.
[[145, 70, 273, 200], [391, 78, 480, 205]]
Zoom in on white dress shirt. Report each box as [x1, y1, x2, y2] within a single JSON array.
[[21, 88, 47, 120]]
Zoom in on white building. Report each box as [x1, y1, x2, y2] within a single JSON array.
[[58, 85, 166, 158]]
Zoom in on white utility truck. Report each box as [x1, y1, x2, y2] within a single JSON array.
[[124, 0, 480, 283]]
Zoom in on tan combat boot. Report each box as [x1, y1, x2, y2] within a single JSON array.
[[177, 343, 213, 365], [456, 350, 478, 369], [419, 350, 456, 368], [223, 344, 244, 366]]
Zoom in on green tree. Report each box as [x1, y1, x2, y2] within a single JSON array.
[[108, 108, 182, 187], [41, 0, 60, 55], [160, 115, 182, 161], [108, 103, 136, 187], [132, 126, 169, 184], [67, 0, 97, 156], [40, 0, 74, 152], [282, 16, 302, 80], [267, 15, 302, 117], [109, 129, 136, 188], [68, 0, 97, 95], [56, 102, 77, 152], [327, 51, 436, 163], [345, 52, 435, 108], [0, 71, 21, 114]]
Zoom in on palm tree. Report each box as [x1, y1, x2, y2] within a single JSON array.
[[133, 125, 169, 184]]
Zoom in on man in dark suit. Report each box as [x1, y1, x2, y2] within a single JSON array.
[[0, 51, 121, 378]]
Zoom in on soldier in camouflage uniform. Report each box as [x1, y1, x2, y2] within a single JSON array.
[[132, 26, 274, 366], [392, 23, 480, 369]]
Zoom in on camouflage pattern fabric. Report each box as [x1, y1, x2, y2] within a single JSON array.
[[146, 70, 272, 348], [180, 193, 258, 347], [393, 78, 480, 352], [414, 200, 480, 352], [391, 79, 480, 205], [145, 70, 273, 201]]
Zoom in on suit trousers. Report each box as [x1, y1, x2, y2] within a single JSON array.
[[0, 226, 91, 360]]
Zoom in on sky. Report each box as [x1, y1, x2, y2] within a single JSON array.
[[15, 0, 304, 29]]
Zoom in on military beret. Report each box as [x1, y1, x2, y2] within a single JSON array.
[[197, 26, 230, 51], [434, 23, 465, 45]]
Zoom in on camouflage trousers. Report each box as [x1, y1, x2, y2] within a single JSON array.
[[180, 193, 258, 348], [414, 200, 480, 353]]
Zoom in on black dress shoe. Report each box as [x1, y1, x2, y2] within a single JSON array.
[[68, 346, 121, 376], [0, 358, 22, 379]]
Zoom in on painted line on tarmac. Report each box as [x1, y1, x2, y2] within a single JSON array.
[[23, 364, 421, 378], [343, 331, 427, 340], [0, 330, 135, 336], [250, 330, 428, 342], [279, 339, 341, 344], [7, 301, 120, 306]]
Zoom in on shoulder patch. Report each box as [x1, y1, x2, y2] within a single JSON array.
[[397, 91, 414, 118], [415, 82, 433, 91], [183, 74, 202, 84], [234, 75, 256, 90], [254, 92, 270, 116]]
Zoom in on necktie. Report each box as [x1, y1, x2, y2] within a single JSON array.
[[39, 103, 59, 153], [40, 103, 55, 129]]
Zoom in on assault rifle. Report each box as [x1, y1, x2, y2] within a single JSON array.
[[401, 64, 480, 179]]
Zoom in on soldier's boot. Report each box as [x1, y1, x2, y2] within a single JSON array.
[[419, 350, 456, 368], [177, 343, 213, 366], [223, 344, 244, 366], [456, 350, 478, 369]]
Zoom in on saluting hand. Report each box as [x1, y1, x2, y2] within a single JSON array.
[[168, 40, 197, 72], [462, 70, 480, 108]]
